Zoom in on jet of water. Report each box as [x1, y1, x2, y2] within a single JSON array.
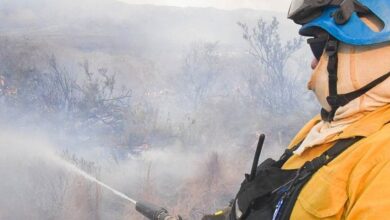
[[53, 155, 137, 205]]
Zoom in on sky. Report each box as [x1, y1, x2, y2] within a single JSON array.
[[116, 0, 292, 12]]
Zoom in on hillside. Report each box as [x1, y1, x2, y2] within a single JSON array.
[[0, 0, 296, 56], [0, 1, 318, 220]]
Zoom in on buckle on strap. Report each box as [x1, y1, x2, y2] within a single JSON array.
[[333, 0, 355, 25], [306, 155, 328, 172], [297, 155, 328, 181], [326, 95, 341, 108], [325, 40, 338, 55], [328, 73, 338, 81]]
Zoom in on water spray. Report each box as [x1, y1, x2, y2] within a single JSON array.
[[56, 156, 181, 220]]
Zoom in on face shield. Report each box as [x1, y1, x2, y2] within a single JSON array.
[[288, 0, 357, 24], [288, 0, 332, 24]]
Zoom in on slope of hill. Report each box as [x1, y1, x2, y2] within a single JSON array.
[[0, 0, 296, 56]]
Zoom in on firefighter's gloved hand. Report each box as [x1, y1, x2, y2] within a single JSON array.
[[201, 206, 232, 220]]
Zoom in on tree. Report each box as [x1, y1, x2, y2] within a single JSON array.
[[76, 59, 132, 137], [181, 42, 221, 110], [238, 17, 304, 114], [0, 39, 133, 148]]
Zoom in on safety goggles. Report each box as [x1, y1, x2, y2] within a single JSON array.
[[288, 0, 367, 25], [307, 31, 329, 59]]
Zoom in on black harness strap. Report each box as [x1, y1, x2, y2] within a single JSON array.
[[322, 37, 390, 122], [324, 136, 364, 158], [231, 136, 365, 220], [325, 38, 339, 121], [328, 72, 390, 108], [300, 136, 364, 174], [275, 136, 365, 220], [326, 39, 339, 97], [274, 140, 304, 168]]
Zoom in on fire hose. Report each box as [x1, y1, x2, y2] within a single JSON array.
[[135, 201, 182, 220]]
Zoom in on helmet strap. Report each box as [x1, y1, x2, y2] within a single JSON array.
[[321, 37, 390, 122], [323, 37, 339, 122]]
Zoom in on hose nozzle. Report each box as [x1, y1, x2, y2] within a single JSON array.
[[135, 201, 182, 220]]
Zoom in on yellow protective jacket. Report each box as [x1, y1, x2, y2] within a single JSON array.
[[284, 104, 390, 220]]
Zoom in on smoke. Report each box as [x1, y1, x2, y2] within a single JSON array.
[[0, 0, 316, 219], [0, 123, 251, 219], [117, 0, 291, 12], [0, 130, 65, 219]]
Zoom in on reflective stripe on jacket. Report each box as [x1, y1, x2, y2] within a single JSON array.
[[283, 104, 390, 219]]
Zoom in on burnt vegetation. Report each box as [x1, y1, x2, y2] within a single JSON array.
[[0, 14, 315, 220]]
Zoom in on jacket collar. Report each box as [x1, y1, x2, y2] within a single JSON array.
[[336, 104, 390, 139], [289, 104, 390, 148]]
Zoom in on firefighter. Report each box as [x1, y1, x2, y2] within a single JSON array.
[[204, 0, 390, 219]]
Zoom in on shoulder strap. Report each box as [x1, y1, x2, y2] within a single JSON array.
[[301, 136, 364, 174], [275, 136, 365, 220], [274, 141, 303, 168], [327, 72, 390, 111]]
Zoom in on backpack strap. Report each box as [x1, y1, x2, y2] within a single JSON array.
[[300, 136, 364, 175], [274, 136, 365, 220], [274, 141, 304, 168]]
